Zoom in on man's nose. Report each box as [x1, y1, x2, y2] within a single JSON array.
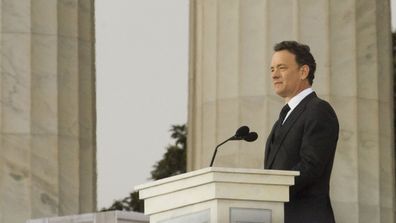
[[272, 70, 279, 79]]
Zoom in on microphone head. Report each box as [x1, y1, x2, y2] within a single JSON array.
[[235, 126, 250, 138], [244, 132, 258, 142]]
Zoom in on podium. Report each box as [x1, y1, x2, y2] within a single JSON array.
[[135, 167, 298, 223]]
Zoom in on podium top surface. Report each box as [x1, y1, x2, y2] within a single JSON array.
[[135, 167, 299, 191]]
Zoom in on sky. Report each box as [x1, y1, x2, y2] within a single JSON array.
[[96, 0, 396, 210], [95, 0, 189, 209], [393, 0, 396, 31]]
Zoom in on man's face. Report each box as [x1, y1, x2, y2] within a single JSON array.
[[270, 50, 308, 101]]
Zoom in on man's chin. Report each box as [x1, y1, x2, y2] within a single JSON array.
[[274, 89, 285, 97]]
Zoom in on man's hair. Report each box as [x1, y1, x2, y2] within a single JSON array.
[[273, 41, 316, 85]]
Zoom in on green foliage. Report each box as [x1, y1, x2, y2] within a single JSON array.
[[100, 191, 143, 212], [101, 124, 187, 213], [151, 125, 187, 180]]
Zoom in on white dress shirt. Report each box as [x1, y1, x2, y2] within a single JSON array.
[[282, 88, 314, 124]]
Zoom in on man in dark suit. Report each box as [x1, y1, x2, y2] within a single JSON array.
[[264, 41, 339, 223]]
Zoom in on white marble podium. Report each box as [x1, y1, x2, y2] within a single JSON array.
[[26, 211, 148, 223], [135, 167, 299, 223]]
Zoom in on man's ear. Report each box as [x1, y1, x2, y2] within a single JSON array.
[[300, 65, 309, 80]]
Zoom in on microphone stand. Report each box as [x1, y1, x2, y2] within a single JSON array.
[[209, 126, 255, 167], [209, 137, 233, 167]]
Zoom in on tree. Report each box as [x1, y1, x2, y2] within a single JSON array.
[[151, 124, 186, 180], [101, 124, 187, 212], [100, 191, 143, 212]]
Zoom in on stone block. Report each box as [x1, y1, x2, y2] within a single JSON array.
[[26, 211, 148, 223]]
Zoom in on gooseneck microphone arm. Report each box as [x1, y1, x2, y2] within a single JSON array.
[[209, 126, 254, 167], [209, 137, 233, 167]]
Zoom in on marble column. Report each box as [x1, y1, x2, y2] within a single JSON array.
[[0, 0, 96, 223], [187, 0, 394, 222]]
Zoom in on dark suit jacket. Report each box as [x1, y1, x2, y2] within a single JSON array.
[[264, 92, 339, 223]]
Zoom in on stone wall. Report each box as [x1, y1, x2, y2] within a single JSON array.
[[0, 0, 96, 222], [27, 211, 148, 223], [187, 0, 395, 222]]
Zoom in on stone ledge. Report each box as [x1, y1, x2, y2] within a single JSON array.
[[26, 211, 149, 223]]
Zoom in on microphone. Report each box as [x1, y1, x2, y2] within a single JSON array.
[[229, 126, 250, 140], [244, 132, 258, 142], [209, 126, 258, 167]]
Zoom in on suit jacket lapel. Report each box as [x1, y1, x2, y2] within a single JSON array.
[[266, 92, 317, 169], [264, 120, 279, 168]]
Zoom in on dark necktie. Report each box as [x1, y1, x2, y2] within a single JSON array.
[[266, 104, 291, 165], [279, 104, 291, 126], [271, 104, 291, 141]]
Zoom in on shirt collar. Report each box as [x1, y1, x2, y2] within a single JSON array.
[[287, 88, 314, 110]]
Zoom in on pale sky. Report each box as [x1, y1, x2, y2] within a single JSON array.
[[96, 0, 396, 210], [392, 0, 396, 31], [96, 0, 189, 209]]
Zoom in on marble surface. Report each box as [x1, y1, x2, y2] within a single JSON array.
[[187, 0, 394, 222], [26, 211, 149, 223], [136, 167, 296, 222], [0, 0, 96, 222]]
